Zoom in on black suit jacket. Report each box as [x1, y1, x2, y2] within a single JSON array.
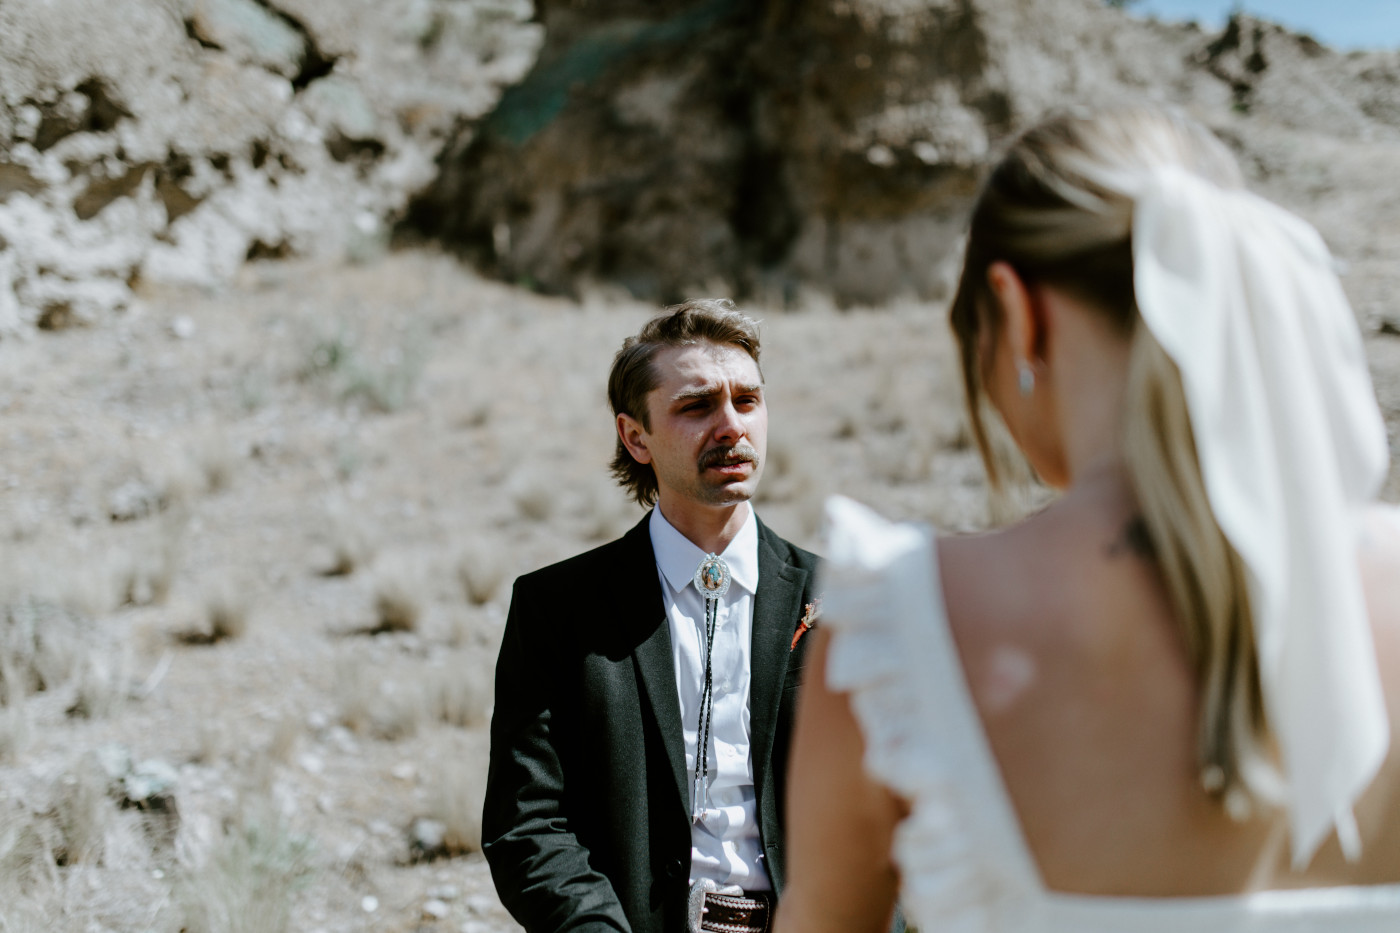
[[483, 511, 820, 933]]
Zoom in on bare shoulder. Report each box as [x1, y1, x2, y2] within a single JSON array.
[[1362, 504, 1400, 603], [1362, 504, 1400, 695], [938, 494, 1171, 669], [935, 494, 1210, 894], [1361, 505, 1400, 673]]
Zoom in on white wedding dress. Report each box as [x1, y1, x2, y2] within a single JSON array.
[[820, 496, 1400, 933]]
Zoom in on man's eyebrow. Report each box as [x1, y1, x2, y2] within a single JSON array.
[[670, 386, 719, 403], [669, 382, 764, 403]]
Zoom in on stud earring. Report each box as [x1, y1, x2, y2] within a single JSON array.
[[1017, 360, 1035, 397]]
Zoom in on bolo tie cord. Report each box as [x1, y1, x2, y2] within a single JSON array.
[[689, 551, 731, 824], [693, 595, 718, 822]]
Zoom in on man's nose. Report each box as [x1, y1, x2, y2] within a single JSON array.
[[712, 399, 744, 443]]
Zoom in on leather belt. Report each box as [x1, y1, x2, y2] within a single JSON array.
[[687, 880, 773, 933]]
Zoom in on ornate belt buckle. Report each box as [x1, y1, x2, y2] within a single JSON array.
[[687, 877, 718, 933]]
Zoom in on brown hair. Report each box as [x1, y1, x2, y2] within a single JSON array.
[[949, 104, 1277, 815], [608, 299, 763, 508]]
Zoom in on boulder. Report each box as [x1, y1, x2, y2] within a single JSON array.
[[186, 0, 309, 80]]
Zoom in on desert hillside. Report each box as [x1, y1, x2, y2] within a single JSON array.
[[2, 2, 1400, 932]]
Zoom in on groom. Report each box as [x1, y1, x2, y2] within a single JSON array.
[[483, 300, 821, 933]]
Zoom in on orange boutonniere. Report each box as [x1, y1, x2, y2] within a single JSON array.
[[791, 599, 821, 651]]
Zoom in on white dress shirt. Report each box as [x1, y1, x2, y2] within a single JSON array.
[[649, 504, 769, 892]]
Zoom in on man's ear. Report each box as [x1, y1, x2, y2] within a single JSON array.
[[617, 413, 652, 465], [985, 261, 1043, 365]]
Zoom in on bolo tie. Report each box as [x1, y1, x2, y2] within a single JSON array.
[[690, 551, 730, 824]]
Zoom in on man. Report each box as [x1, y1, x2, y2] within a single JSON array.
[[484, 299, 820, 933]]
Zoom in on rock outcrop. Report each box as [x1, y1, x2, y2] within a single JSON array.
[[0, 0, 542, 334], [407, 0, 1400, 306], [7, 0, 1400, 324]]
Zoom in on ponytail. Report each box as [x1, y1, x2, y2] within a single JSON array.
[[1122, 325, 1275, 813]]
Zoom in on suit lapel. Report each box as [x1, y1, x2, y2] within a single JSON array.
[[749, 521, 808, 803], [626, 514, 690, 823]]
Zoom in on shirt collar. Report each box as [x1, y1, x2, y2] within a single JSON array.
[[649, 502, 759, 597]]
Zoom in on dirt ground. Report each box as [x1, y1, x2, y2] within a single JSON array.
[[3, 127, 1400, 931]]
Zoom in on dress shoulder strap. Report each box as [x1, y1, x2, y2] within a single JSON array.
[[820, 496, 1043, 930]]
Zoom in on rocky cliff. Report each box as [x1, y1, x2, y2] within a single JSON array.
[[0, 0, 541, 334], [407, 0, 1400, 305], [6, 0, 1400, 327]]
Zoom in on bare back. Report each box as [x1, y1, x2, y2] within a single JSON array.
[[939, 481, 1400, 896]]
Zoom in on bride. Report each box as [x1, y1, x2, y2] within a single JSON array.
[[775, 104, 1400, 932]]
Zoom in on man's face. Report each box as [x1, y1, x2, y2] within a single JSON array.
[[621, 341, 767, 510]]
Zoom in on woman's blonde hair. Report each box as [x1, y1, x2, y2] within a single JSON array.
[[949, 104, 1277, 813]]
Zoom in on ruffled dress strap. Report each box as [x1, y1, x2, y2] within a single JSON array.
[[820, 496, 1044, 933]]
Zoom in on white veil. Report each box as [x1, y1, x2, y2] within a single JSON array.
[[1132, 166, 1391, 868]]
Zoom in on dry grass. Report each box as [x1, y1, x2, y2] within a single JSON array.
[[0, 765, 172, 928], [0, 627, 32, 713], [1, 599, 115, 723], [0, 808, 56, 912], [511, 474, 557, 522], [422, 759, 486, 858], [333, 649, 490, 740], [371, 560, 426, 634], [456, 399, 492, 429], [0, 761, 117, 878], [67, 647, 130, 719], [51, 767, 115, 867], [193, 428, 240, 495], [754, 432, 814, 506], [300, 322, 428, 414], [56, 557, 127, 620], [334, 655, 429, 741], [342, 342, 426, 414], [426, 657, 492, 730], [317, 509, 376, 578], [456, 544, 505, 606], [577, 476, 640, 543], [205, 583, 251, 643], [172, 581, 251, 647], [0, 705, 27, 762], [0, 608, 38, 762], [176, 810, 315, 933], [441, 608, 478, 648], [0, 809, 49, 873], [268, 715, 301, 764], [121, 510, 189, 607], [0, 895, 54, 933]]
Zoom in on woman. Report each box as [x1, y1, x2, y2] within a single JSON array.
[[776, 105, 1400, 932]]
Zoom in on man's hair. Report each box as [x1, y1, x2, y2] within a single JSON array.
[[608, 299, 763, 508]]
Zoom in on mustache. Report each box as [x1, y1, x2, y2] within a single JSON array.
[[698, 444, 760, 471]]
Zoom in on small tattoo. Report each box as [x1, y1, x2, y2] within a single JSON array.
[[1106, 516, 1156, 560]]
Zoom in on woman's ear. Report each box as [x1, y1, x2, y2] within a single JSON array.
[[985, 261, 1040, 365]]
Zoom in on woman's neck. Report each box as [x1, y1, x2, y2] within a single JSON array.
[[1044, 296, 1134, 489]]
